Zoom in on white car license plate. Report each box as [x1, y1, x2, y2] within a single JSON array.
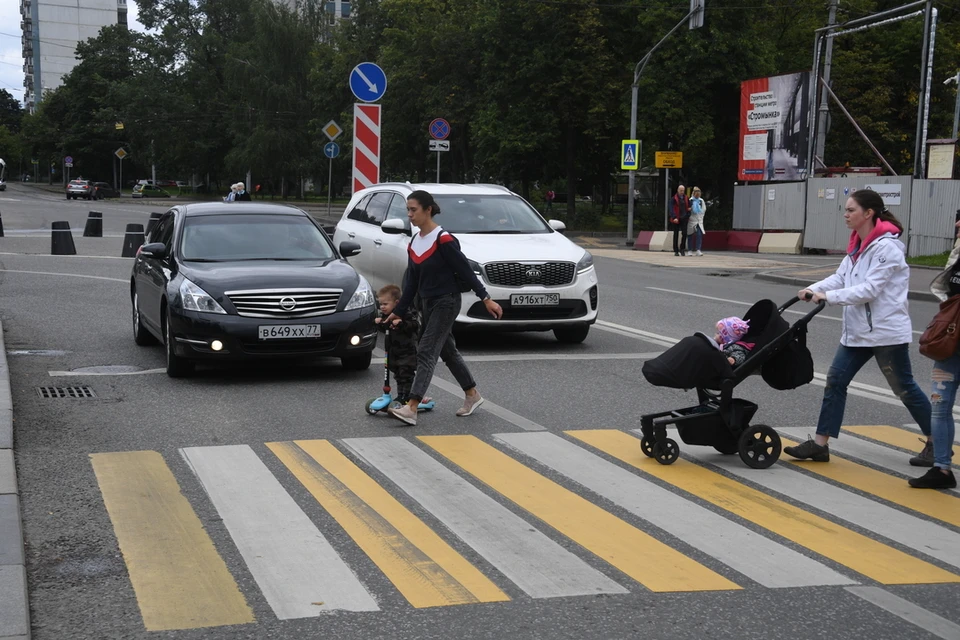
[[258, 325, 321, 340], [510, 293, 560, 306]]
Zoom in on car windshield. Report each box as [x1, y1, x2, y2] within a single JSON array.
[[430, 194, 551, 234], [180, 214, 336, 262]]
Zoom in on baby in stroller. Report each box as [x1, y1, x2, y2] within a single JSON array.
[[714, 317, 754, 368]]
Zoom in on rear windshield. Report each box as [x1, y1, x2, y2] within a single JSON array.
[[431, 194, 551, 234], [180, 214, 335, 262]]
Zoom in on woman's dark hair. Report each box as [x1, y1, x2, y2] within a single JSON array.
[[408, 190, 440, 217], [851, 189, 903, 234]]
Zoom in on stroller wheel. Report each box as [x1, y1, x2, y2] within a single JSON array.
[[640, 436, 656, 458], [738, 424, 781, 469], [653, 438, 680, 465]]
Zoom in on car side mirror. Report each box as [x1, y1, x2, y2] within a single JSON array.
[[381, 218, 410, 235], [139, 242, 166, 258], [548, 219, 566, 232], [340, 241, 362, 258]]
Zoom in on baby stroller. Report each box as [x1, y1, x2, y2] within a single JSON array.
[[639, 296, 825, 469]]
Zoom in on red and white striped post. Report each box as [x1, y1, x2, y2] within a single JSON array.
[[352, 103, 381, 193]]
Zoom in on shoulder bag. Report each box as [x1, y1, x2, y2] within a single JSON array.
[[919, 295, 960, 361]]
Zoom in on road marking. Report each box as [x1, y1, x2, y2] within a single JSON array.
[[342, 436, 627, 599], [421, 434, 739, 593], [779, 433, 960, 524], [269, 440, 508, 608], [572, 430, 958, 585], [594, 321, 678, 348], [48, 368, 165, 377], [181, 445, 378, 618], [461, 352, 660, 362], [89, 451, 254, 631], [845, 425, 960, 461], [845, 587, 960, 640], [682, 446, 960, 571], [427, 376, 547, 431], [0, 268, 127, 283], [494, 432, 853, 589]]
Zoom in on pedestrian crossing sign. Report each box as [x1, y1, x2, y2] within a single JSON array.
[[621, 140, 639, 171]]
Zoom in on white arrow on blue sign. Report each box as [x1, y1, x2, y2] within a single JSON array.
[[349, 62, 387, 103], [324, 142, 340, 159]]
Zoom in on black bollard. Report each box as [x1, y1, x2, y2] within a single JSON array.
[[51, 221, 77, 255], [83, 211, 103, 238], [0, 211, 4, 237], [145, 212, 163, 237], [121, 223, 145, 257]]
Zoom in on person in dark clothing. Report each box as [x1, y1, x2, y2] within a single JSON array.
[[385, 190, 503, 426], [234, 182, 252, 201], [375, 284, 422, 405], [670, 185, 691, 256]]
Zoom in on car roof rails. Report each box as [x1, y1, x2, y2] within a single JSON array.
[[471, 183, 514, 194]]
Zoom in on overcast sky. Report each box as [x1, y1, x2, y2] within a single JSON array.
[[0, 0, 146, 105]]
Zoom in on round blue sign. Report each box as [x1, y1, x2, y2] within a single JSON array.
[[429, 118, 450, 140], [349, 62, 387, 103], [324, 142, 340, 159], [64, 156, 73, 164]]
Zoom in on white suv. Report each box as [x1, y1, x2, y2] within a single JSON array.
[[332, 183, 598, 343]]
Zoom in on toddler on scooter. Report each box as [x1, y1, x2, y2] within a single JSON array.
[[375, 285, 424, 405]]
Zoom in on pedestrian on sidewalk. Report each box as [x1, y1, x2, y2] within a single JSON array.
[[385, 190, 503, 427], [909, 221, 960, 489], [545, 190, 555, 214], [687, 187, 706, 256], [786, 190, 931, 463], [670, 185, 691, 256]]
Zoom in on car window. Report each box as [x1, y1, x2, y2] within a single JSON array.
[[150, 214, 173, 245], [385, 194, 410, 226], [364, 192, 392, 225], [180, 214, 336, 262], [431, 195, 551, 234], [346, 194, 373, 223]]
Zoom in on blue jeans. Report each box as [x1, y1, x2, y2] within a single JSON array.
[[690, 226, 703, 251], [930, 353, 960, 469], [817, 344, 931, 439]]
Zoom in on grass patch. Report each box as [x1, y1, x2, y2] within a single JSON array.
[[907, 252, 950, 268]]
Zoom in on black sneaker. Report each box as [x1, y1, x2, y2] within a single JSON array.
[[908, 439, 934, 467], [908, 467, 957, 489], [783, 437, 830, 462]]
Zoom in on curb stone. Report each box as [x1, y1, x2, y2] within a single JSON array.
[[0, 320, 29, 639]]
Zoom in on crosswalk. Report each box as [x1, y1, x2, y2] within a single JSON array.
[[89, 425, 960, 633]]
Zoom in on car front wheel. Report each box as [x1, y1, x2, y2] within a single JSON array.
[[553, 324, 590, 344], [341, 352, 372, 371], [165, 308, 195, 378]]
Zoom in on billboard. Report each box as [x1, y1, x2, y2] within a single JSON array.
[[738, 71, 810, 182]]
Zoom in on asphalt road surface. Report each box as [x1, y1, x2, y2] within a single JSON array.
[[2, 184, 958, 639]]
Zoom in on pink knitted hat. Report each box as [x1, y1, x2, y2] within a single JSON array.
[[716, 317, 750, 345]]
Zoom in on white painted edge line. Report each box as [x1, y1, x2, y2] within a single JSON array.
[[461, 352, 661, 362], [48, 368, 165, 377], [845, 586, 960, 640], [0, 269, 127, 283]]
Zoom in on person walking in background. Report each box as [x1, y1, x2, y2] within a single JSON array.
[[786, 190, 931, 463], [670, 185, 691, 256], [545, 190, 555, 214], [223, 183, 238, 202], [385, 190, 503, 427], [687, 187, 706, 256], [235, 182, 252, 201]]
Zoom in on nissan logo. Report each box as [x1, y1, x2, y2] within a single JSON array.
[[525, 267, 542, 280], [279, 297, 297, 311]]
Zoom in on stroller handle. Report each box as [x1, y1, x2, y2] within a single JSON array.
[[779, 296, 826, 324]]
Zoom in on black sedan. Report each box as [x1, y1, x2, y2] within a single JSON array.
[[130, 203, 377, 377], [92, 181, 120, 199]]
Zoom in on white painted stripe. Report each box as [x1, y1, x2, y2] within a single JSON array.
[[594, 321, 677, 348], [846, 586, 960, 640], [0, 269, 127, 283], [354, 138, 379, 169], [680, 443, 960, 570], [48, 368, 165, 377], [779, 427, 960, 496], [355, 109, 381, 137], [427, 376, 546, 431], [180, 445, 379, 617], [342, 437, 627, 598], [461, 352, 661, 362], [495, 432, 853, 589]]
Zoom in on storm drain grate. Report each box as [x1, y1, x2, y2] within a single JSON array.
[[36, 386, 97, 399]]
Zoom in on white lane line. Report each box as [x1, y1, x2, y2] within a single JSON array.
[[680, 444, 960, 570], [495, 432, 853, 589], [342, 437, 627, 599], [845, 586, 960, 640], [181, 445, 379, 617], [461, 353, 661, 362], [594, 321, 678, 348], [48, 368, 165, 377], [0, 269, 127, 283], [779, 428, 959, 496]]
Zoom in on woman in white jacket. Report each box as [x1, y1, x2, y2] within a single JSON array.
[[786, 189, 931, 462], [687, 187, 706, 256]]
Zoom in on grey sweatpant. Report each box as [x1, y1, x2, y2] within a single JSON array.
[[410, 293, 476, 402]]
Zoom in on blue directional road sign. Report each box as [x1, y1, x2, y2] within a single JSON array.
[[429, 118, 450, 140], [324, 142, 340, 159], [620, 140, 639, 171], [349, 62, 387, 103]]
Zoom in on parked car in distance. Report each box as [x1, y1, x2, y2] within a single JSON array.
[[66, 179, 96, 200], [92, 182, 120, 199], [156, 179, 178, 188], [332, 183, 599, 343], [130, 202, 377, 377], [133, 184, 170, 198]]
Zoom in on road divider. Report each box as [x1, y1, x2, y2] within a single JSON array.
[[50, 221, 76, 255], [83, 211, 103, 238], [121, 223, 145, 257]]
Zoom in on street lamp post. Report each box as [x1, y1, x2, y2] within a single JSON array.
[[947, 70, 960, 140]]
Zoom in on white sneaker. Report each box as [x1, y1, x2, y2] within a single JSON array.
[[456, 395, 485, 417], [388, 404, 417, 426], [696, 250, 703, 256]]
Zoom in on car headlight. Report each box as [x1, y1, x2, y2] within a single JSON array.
[[345, 276, 376, 311], [179, 278, 227, 314], [467, 259, 483, 280], [577, 251, 594, 274]]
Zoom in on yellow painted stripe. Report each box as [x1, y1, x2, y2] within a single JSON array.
[[780, 436, 960, 528], [568, 430, 959, 586], [90, 451, 254, 631], [268, 440, 508, 608], [845, 425, 960, 460], [419, 435, 739, 592]]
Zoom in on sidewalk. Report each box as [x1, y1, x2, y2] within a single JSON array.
[[0, 320, 28, 639]]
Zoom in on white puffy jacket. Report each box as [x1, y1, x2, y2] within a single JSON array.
[[809, 233, 913, 347]]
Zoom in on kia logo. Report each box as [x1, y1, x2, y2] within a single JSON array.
[[525, 267, 542, 280], [279, 297, 297, 311]]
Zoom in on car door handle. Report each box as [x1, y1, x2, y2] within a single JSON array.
[[348, 232, 356, 238], [374, 239, 382, 246]]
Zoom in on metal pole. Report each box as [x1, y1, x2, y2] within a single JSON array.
[[626, 82, 638, 242], [814, 0, 838, 163], [806, 33, 823, 177], [119, 158, 123, 198], [918, 8, 938, 178], [952, 71, 960, 139], [436, 151, 440, 184], [913, 0, 933, 178], [819, 78, 898, 175], [327, 156, 333, 216], [663, 168, 669, 230]]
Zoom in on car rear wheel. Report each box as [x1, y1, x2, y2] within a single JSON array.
[[553, 324, 590, 344], [164, 308, 195, 378], [132, 291, 158, 346], [341, 352, 372, 371]]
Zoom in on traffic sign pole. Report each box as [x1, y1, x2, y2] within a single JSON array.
[[328, 156, 333, 215]]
